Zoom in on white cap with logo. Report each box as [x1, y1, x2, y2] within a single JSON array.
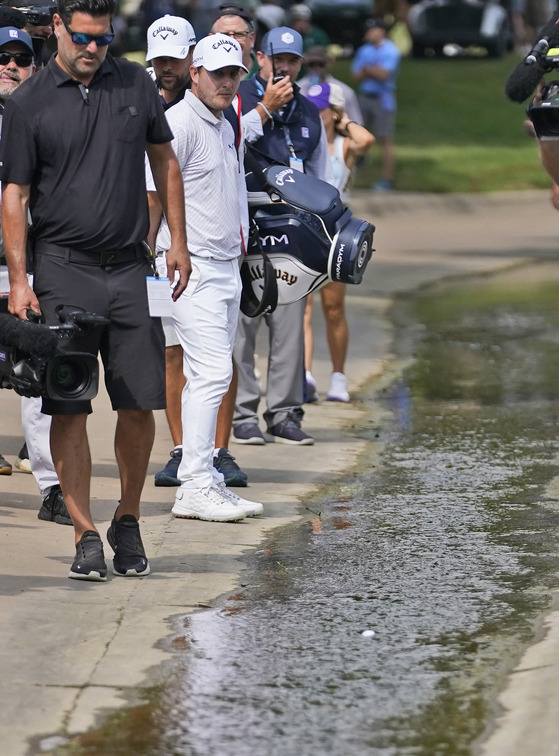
[[146, 15, 196, 61], [192, 33, 248, 72]]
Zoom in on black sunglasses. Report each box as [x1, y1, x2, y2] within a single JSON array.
[[0, 51, 34, 67], [62, 19, 115, 46]]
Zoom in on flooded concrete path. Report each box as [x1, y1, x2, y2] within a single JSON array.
[[153, 265, 559, 756], [67, 262, 559, 756]]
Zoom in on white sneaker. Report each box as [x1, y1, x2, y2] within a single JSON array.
[[172, 484, 246, 522], [217, 482, 264, 517], [305, 370, 319, 402], [326, 372, 350, 402]]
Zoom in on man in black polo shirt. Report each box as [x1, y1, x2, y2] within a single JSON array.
[[0, 0, 190, 582]]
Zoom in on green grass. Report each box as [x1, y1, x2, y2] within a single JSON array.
[[332, 53, 551, 192]]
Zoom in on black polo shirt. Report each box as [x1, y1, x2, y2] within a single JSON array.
[[0, 54, 173, 252]]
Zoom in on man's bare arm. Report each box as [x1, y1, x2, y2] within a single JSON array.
[[146, 141, 191, 300], [1, 182, 39, 319], [146, 190, 163, 253]]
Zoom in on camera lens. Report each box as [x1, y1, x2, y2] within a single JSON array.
[[51, 356, 89, 397], [46, 354, 98, 401]]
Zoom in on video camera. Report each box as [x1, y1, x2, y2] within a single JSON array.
[[16, 4, 53, 25], [0, 298, 107, 400], [7, 0, 57, 27], [517, 40, 559, 139], [240, 163, 375, 317]]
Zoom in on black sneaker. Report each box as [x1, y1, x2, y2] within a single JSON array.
[[213, 448, 248, 487], [107, 509, 150, 577], [154, 448, 182, 487], [38, 485, 72, 526], [0, 453, 12, 476], [69, 531, 107, 581], [266, 415, 314, 445]]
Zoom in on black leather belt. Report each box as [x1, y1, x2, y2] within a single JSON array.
[[35, 242, 145, 267]]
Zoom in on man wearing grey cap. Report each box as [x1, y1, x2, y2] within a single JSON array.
[[146, 33, 264, 522], [231, 26, 331, 447]]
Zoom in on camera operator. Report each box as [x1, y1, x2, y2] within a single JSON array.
[[0, 22, 71, 522], [6, 0, 56, 40], [0, 0, 190, 582], [230, 26, 331, 447]]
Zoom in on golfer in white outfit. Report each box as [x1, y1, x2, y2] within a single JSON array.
[[147, 33, 262, 522]]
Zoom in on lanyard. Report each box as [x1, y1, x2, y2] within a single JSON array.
[[282, 125, 297, 160]]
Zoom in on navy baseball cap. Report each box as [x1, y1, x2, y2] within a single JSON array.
[[261, 26, 303, 57], [0, 26, 34, 54]]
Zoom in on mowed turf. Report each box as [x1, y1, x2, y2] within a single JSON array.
[[332, 52, 551, 192]]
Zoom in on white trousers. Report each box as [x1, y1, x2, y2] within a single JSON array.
[[21, 395, 58, 496], [173, 257, 241, 490]]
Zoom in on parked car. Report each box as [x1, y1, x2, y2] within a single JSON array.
[[408, 0, 513, 58], [306, 0, 373, 50]]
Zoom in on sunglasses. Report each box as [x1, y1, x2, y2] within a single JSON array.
[[62, 19, 115, 46], [307, 61, 326, 68], [0, 51, 34, 67]]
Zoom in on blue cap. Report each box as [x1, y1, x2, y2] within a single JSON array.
[[0, 27, 34, 55], [261, 26, 303, 58]]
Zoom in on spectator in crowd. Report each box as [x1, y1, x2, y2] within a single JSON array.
[[298, 44, 363, 126], [5, 0, 56, 40], [146, 12, 250, 489], [0, 0, 190, 581], [509, 0, 554, 52], [302, 81, 374, 404], [231, 26, 331, 447], [0, 22, 72, 523], [351, 17, 400, 192], [147, 33, 263, 522], [253, 0, 286, 39], [211, 2, 259, 77], [288, 3, 329, 52]]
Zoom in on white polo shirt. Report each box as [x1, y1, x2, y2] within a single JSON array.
[[146, 90, 247, 261]]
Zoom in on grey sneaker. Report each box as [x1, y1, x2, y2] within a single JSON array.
[[0, 454, 12, 475], [266, 416, 314, 445], [107, 509, 150, 577], [232, 422, 266, 445], [69, 531, 107, 582], [38, 485, 72, 526]]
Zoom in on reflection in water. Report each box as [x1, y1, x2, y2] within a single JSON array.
[[69, 272, 559, 756]]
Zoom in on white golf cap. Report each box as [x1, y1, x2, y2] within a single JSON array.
[[192, 33, 248, 72], [146, 15, 196, 61]]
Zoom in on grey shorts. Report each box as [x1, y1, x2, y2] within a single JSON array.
[[358, 94, 396, 139], [33, 244, 165, 415]]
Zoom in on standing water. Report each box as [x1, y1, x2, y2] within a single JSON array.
[[55, 264, 559, 756]]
